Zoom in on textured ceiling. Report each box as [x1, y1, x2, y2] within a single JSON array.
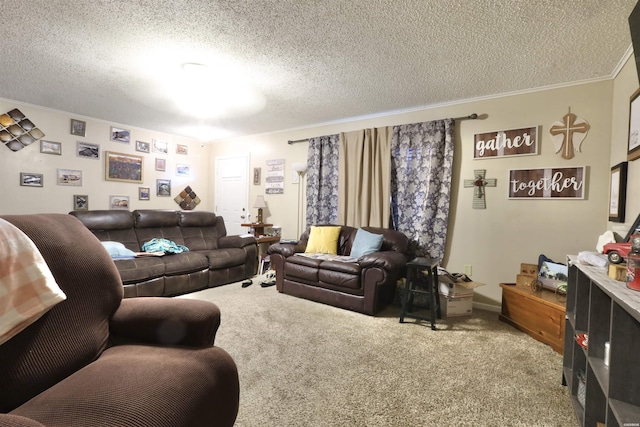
[[1, 0, 638, 140]]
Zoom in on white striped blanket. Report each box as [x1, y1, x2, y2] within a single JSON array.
[[0, 218, 66, 345]]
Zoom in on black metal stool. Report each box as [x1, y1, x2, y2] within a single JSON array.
[[399, 257, 441, 330]]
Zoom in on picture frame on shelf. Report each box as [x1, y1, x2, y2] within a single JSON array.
[[157, 179, 171, 197], [139, 186, 150, 200], [70, 119, 86, 137], [57, 168, 82, 186], [40, 140, 62, 155], [109, 195, 130, 210], [76, 141, 100, 159], [628, 87, 640, 161], [609, 161, 627, 223], [105, 151, 143, 183], [155, 157, 166, 171], [20, 172, 43, 187], [73, 194, 88, 210], [110, 126, 130, 143], [135, 140, 150, 153]]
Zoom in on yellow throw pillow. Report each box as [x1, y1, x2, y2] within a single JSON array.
[[305, 226, 341, 255]]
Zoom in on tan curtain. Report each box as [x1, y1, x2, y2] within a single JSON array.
[[337, 127, 391, 228]]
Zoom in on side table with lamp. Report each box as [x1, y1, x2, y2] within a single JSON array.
[[242, 195, 280, 273]]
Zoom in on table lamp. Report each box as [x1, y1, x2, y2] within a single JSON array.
[[253, 195, 267, 223]]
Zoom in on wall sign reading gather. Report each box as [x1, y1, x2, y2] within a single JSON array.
[[508, 166, 585, 199], [474, 126, 538, 159]]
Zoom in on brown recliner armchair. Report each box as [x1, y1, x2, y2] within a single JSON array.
[[0, 214, 239, 427]]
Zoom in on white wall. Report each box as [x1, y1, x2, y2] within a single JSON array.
[[0, 99, 210, 214], [211, 79, 615, 306], [3, 62, 635, 307]]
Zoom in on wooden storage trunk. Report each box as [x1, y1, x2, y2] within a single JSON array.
[[499, 283, 566, 354]]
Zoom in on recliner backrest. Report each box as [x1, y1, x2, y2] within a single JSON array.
[[0, 214, 123, 412]]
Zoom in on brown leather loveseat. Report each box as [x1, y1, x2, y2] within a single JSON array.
[[268, 225, 409, 315], [0, 214, 239, 427], [70, 209, 257, 297]]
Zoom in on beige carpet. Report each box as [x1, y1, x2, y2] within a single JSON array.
[[179, 276, 576, 427]]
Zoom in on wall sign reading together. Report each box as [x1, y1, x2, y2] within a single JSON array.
[[508, 166, 585, 199]]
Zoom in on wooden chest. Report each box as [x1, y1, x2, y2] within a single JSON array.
[[499, 283, 566, 354]]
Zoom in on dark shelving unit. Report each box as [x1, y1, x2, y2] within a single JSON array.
[[563, 258, 640, 426]]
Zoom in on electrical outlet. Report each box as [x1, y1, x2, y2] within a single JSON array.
[[464, 265, 472, 276]]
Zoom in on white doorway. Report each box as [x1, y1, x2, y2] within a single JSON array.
[[215, 155, 250, 236]]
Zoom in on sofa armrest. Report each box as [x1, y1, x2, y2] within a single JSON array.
[[0, 414, 46, 426], [110, 297, 221, 347], [218, 235, 256, 249], [358, 251, 407, 271], [268, 242, 304, 258]]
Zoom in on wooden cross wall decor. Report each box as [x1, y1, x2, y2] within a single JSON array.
[[549, 108, 590, 160], [464, 169, 497, 209]]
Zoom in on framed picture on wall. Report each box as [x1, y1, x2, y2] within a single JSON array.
[[105, 151, 143, 183], [609, 161, 627, 222], [628, 88, 640, 161], [73, 195, 88, 210], [20, 172, 43, 187], [110, 126, 130, 144], [157, 179, 171, 197], [70, 119, 86, 137]]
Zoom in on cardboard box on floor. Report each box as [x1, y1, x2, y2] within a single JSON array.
[[439, 294, 473, 317], [438, 275, 486, 317]]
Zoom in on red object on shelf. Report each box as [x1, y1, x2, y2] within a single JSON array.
[[575, 333, 588, 349]]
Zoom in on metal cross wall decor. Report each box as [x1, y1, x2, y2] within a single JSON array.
[[464, 169, 497, 209]]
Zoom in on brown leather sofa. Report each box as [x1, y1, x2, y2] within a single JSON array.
[[0, 214, 239, 427], [268, 225, 409, 315], [70, 209, 257, 298]]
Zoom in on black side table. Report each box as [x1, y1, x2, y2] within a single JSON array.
[[399, 257, 441, 330]]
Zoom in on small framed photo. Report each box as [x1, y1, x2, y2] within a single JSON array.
[[253, 167, 261, 185], [629, 88, 640, 161], [73, 195, 89, 210], [70, 119, 86, 137], [176, 144, 188, 155], [135, 140, 150, 153], [609, 161, 628, 223], [76, 141, 100, 159], [20, 172, 43, 187], [105, 151, 143, 183], [157, 179, 171, 197], [109, 195, 130, 210], [57, 168, 82, 186], [176, 164, 190, 176], [139, 186, 150, 200], [152, 139, 168, 154], [110, 126, 131, 143], [40, 140, 62, 155], [155, 157, 166, 171]]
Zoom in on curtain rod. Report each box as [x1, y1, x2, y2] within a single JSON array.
[[287, 113, 479, 145]]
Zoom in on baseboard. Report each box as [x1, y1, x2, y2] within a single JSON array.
[[473, 301, 501, 313]]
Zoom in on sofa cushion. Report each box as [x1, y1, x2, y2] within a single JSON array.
[[305, 226, 341, 254], [205, 248, 247, 270], [163, 252, 209, 276], [349, 228, 384, 258], [115, 258, 166, 284]]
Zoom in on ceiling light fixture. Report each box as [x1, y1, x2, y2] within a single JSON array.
[[175, 62, 266, 119]]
